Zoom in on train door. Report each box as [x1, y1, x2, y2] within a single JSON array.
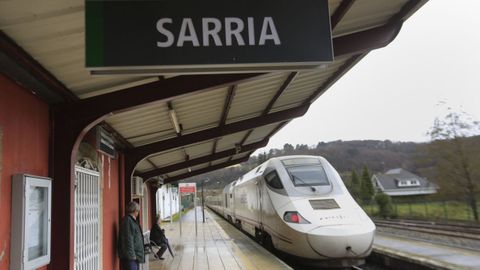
[[256, 178, 263, 229], [229, 181, 236, 221], [230, 190, 235, 220]]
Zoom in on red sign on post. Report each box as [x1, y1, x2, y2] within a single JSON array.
[[179, 183, 196, 193]]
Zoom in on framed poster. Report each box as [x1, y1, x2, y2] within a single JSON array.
[[10, 175, 52, 270]]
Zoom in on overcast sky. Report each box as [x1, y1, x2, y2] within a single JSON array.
[[257, 0, 480, 152]]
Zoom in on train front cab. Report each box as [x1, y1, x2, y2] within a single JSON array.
[[259, 156, 375, 263]]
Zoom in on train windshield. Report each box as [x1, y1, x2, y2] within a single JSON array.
[[282, 159, 330, 187]]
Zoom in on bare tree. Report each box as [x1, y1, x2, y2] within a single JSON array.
[[428, 111, 480, 221]]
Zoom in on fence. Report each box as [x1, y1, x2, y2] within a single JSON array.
[[363, 196, 480, 223]]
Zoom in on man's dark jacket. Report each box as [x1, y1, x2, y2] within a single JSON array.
[[150, 223, 167, 245], [118, 215, 145, 263]]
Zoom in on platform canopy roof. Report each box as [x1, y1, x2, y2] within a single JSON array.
[[0, 0, 427, 184]]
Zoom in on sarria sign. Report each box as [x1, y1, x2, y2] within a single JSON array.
[[86, 0, 333, 75]]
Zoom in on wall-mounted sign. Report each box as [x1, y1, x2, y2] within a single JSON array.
[[179, 183, 196, 194], [10, 174, 52, 270], [86, 0, 333, 74]]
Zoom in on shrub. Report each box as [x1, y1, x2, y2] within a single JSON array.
[[375, 193, 394, 218]]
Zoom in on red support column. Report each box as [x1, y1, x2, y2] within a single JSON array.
[[50, 114, 88, 270], [118, 153, 126, 217], [149, 184, 159, 228]]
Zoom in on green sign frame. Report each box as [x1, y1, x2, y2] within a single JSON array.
[[86, 0, 333, 74]]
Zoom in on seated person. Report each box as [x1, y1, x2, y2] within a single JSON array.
[[150, 214, 168, 260]]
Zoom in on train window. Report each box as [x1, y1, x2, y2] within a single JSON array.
[[286, 165, 330, 186], [282, 158, 320, 167], [265, 170, 284, 189]]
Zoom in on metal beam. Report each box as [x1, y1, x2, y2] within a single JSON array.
[[0, 30, 77, 103], [210, 139, 219, 156], [52, 21, 404, 125], [262, 72, 298, 115], [220, 85, 237, 126], [209, 85, 237, 165], [266, 121, 288, 138], [55, 73, 265, 125], [146, 159, 158, 169], [233, 11, 402, 159], [330, 0, 356, 30], [333, 22, 402, 58], [125, 105, 308, 170], [238, 130, 253, 149], [100, 122, 133, 150], [235, 71, 298, 158], [305, 54, 365, 105], [235, 121, 287, 163], [138, 139, 268, 180], [388, 0, 424, 25], [163, 156, 250, 184]]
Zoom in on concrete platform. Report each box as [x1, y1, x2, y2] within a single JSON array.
[[148, 207, 292, 270], [374, 233, 480, 270]]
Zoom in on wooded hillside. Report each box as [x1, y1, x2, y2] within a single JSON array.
[[184, 136, 480, 195]]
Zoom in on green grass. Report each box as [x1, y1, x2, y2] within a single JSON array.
[[364, 201, 480, 222], [161, 207, 192, 223]]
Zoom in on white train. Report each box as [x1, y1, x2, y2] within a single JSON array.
[[207, 155, 375, 267]]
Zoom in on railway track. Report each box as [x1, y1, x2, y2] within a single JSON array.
[[374, 219, 480, 241]]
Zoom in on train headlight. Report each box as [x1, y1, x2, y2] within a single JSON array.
[[283, 211, 310, 224]]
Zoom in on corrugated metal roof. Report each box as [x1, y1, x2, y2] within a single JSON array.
[[211, 157, 231, 166], [233, 152, 250, 160], [135, 160, 154, 173], [191, 163, 208, 172], [216, 131, 249, 152], [148, 149, 186, 169], [184, 141, 215, 160], [107, 102, 175, 147], [272, 57, 351, 112], [227, 73, 289, 123], [244, 124, 279, 145], [174, 86, 228, 133], [328, 0, 343, 17], [168, 168, 189, 178], [333, 0, 409, 37], [0, 0, 428, 182]]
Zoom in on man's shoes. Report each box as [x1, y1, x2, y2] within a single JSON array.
[[158, 257, 165, 260]]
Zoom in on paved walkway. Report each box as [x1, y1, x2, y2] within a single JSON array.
[[148, 207, 291, 270], [374, 233, 480, 270]]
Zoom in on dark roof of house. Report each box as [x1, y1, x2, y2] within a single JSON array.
[[373, 168, 435, 190]]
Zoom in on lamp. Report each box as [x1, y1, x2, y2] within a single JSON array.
[[168, 109, 181, 134]]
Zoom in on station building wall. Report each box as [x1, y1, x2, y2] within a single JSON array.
[[0, 74, 50, 270], [77, 129, 123, 270], [0, 74, 125, 270]]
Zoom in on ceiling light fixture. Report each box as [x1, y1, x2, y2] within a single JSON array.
[[168, 109, 181, 134]]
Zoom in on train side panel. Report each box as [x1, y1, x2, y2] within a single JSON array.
[[234, 176, 261, 237], [222, 183, 232, 220]]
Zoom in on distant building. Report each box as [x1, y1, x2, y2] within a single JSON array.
[[156, 184, 180, 221], [372, 168, 438, 197]]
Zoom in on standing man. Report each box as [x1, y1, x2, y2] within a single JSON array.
[[119, 201, 145, 270]]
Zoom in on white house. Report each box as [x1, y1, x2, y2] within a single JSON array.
[[156, 184, 180, 221], [372, 168, 438, 197]]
